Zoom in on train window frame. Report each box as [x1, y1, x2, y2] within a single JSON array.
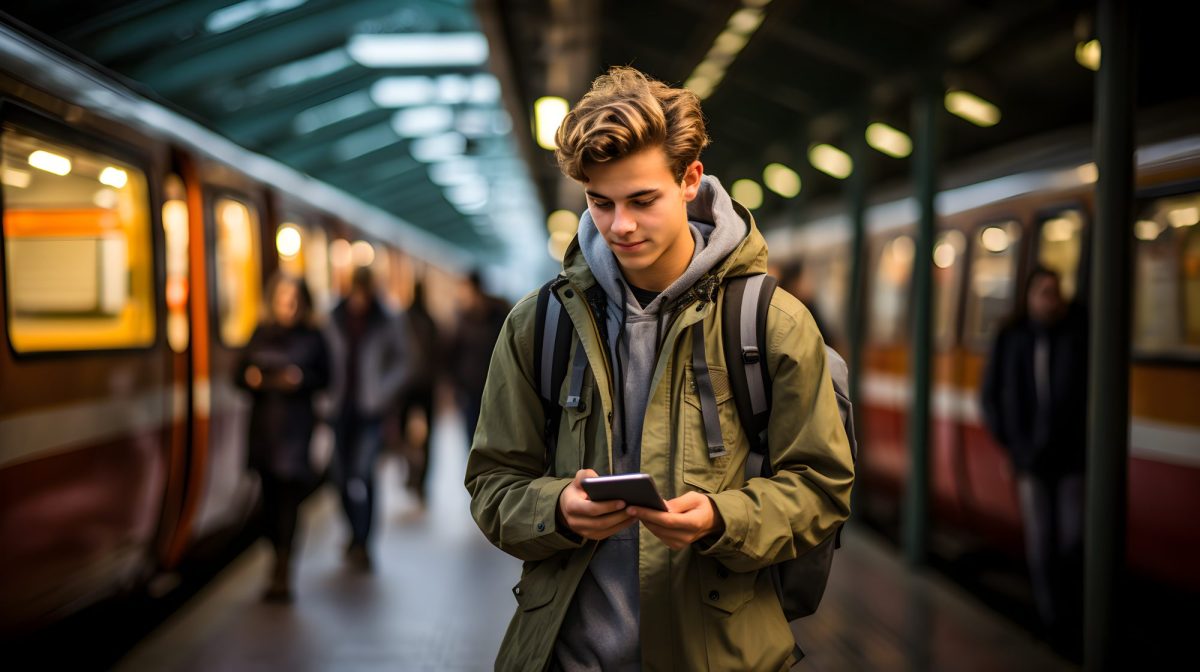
[[932, 227, 969, 351], [0, 101, 163, 359], [1032, 203, 1090, 304], [865, 229, 917, 347], [962, 216, 1027, 353], [1131, 180, 1200, 366], [204, 187, 264, 350]]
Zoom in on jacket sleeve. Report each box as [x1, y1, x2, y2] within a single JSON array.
[[699, 297, 855, 573], [464, 295, 585, 562]]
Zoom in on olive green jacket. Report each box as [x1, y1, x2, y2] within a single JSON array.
[[465, 212, 854, 671]]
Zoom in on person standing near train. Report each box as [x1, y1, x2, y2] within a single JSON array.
[[981, 266, 1088, 652], [326, 266, 410, 570], [237, 274, 331, 601], [465, 66, 854, 670]]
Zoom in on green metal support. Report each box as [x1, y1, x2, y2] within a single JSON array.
[[1086, 0, 1136, 669], [904, 75, 938, 567]]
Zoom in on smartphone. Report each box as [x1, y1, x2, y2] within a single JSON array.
[[581, 473, 668, 512]]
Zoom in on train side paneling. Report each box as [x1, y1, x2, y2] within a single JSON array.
[[842, 157, 1200, 591], [0, 94, 179, 631]]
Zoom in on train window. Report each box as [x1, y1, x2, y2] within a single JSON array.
[[1133, 193, 1200, 357], [213, 196, 261, 347], [933, 230, 967, 348], [868, 233, 914, 345], [1037, 209, 1085, 300], [964, 220, 1022, 349], [163, 175, 189, 353], [2, 124, 155, 353]]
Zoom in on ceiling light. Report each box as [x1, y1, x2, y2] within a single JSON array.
[[469, 74, 501, 104], [762, 163, 801, 198], [1168, 206, 1199, 228], [981, 226, 1010, 253], [710, 30, 749, 58], [99, 166, 129, 188], [446, 179, 489, 207], [276, 224, 302, 258], [370, 77, 437, 108], [351, 240, 375, 267], [295, 91, 377, 134], [1076, 163, 1098, 184], [685, 76, 717, 100], [29, 150, 71, 176], [1134, 220, 1163, 241], [534, 96, 569, 150], [933, 241, 957, 269], [410, 132, 466, 163], [866, 122, 912, 158], [428, 158, 478, 187], [347, 33, 489, 68], [808, 144, 853, 179], [731, 179, 763, 210], [1076, 39, 1101, 72], [391, 106, 454, 137], [206, 0, 306, 34], [945, 90, 1001, 127]]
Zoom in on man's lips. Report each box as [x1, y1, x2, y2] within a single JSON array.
[[612, 240, 647, 251]]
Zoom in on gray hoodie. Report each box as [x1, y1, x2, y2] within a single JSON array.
[[552, 175, 748, 671]]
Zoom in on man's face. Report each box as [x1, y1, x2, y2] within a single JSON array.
[[1027, 274, 1064, 324], [583, 147, 703, 290]]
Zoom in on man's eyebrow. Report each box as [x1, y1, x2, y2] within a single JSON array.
[[584, 188, 661, 200]]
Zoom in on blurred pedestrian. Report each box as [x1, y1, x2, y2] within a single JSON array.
[[981, 266, 1088, 650], [450, 270, 510, 442], [397, 280, 440, 514], [237, 273, 330, 601], [776, 259, 832, 343], [327, 266, 409, 570]]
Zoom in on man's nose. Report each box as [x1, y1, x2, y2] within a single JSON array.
[[611, 205, 636, 234]]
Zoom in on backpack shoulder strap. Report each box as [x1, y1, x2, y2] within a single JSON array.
[[722, 274, 776, 478], [533, 277, 574, 470]]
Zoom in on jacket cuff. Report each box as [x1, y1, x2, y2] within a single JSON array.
[[695, 491, 749, 555], [534, 477, 586, 548]]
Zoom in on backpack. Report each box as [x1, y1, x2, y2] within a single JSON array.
[[532, 273, 858, 622]]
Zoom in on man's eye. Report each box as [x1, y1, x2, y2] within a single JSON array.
[[593, 201, 613, 209], [634, 199, 657, 207]]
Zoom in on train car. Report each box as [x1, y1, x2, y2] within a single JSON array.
[[0, 25, 451, 633], [769, 121, 1200, 592]]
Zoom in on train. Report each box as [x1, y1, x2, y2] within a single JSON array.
[[0, 24, 467, 633], [766, 109, 1200, 592]]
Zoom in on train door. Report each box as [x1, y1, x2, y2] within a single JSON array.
[[931, 228, 969, 525], [960, 219, 1025, 541], [188, 190, 263, 539]]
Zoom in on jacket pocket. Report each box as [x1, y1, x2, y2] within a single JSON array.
[[682, 365, 744, 493], [513, 558, 560, 612], [698, 556, 757, 615]]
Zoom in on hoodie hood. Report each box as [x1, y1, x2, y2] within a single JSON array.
[[572, 174, 759, 314]]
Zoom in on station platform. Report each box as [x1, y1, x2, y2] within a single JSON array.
[[115, 414, 1073, 672]]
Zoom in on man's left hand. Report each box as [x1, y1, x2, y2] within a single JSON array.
[[628, 492, 725, 550]]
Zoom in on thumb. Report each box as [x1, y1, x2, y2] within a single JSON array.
[[574, 469, 598, 485]]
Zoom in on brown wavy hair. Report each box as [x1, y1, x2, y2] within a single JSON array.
[[554, 66, 710, 183]]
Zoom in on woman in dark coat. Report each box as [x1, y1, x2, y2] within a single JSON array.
[[237, 274, 330, 601]]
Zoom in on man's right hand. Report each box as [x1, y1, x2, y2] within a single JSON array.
[[557, 469, 636, 541]]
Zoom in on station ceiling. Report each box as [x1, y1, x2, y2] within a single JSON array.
[[494, 0, 1198, 226], [2, 0, 544, 259]]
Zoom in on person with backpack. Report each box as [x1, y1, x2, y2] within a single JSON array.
[[465, 66, 855, 670]]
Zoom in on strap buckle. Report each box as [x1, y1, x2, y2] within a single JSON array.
[[741, 345, 760, 365]]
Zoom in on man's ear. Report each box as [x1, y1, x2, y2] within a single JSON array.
[[681, 160, 704, 201]]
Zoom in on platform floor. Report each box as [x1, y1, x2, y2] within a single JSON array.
[[116, 412, 1073, 672]]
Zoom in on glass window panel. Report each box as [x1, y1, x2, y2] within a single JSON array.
[[214, 196, 261, 347], [1037, 209, 1085, 300], [1134, 192, 1200, 357], [933, 229, 966, 349], [3, 124, 155, 352], [964, 220, 1022, 349], [868, 233, 914, 345]]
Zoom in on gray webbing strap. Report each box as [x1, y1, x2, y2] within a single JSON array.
[[740, 274, 768, 416], [540, 294, 562, 401], [691, 322, 726, 459], [565, 337, 588, 408]]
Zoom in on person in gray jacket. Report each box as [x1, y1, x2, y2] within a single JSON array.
[[326, 266, 409, 569]]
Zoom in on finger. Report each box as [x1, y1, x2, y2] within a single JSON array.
[[627, 507, 676, 527], [592, 517, 638, 539], [567, 498, 627, 517], [573, 469, 599, 486], [575, 509, 634, 531], [664, 492, 706, 513]]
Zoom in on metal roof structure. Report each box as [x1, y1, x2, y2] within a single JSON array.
[[490, 0, 1198, 228], [3, 0, 548, 269]]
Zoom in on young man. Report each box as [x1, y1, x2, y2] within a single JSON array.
[[465, 67, 854, 671]]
